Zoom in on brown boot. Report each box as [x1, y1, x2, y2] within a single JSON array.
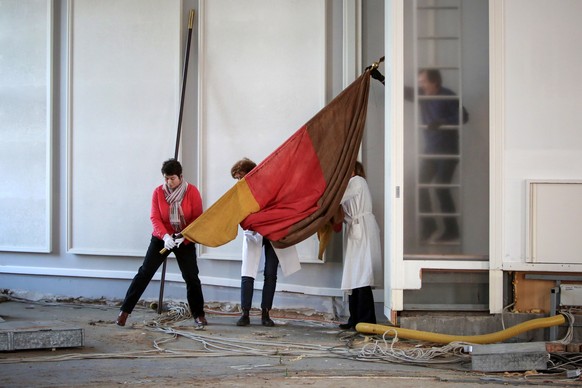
[[116, 311, 129, 326], [194, 315, 208, 326]]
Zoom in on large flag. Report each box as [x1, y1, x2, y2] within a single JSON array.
[[181, 69, 372, 251]]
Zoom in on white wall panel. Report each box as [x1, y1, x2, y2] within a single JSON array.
[[527, 181, 582, 264], [67, 0, 181, 255], [197, 0, 326, 262], [503, 0, 582, 265], [0, 0, 52, 252]]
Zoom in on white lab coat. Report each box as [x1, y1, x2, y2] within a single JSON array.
[[241, 230, 301, 279], [340, 175, 383, 290]]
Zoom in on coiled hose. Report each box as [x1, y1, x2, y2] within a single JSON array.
[[356, 314, 566, 344]]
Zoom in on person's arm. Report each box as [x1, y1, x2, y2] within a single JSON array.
[[423, 99, 458, 129], [150, 187, 170, 240], [341, 177, 361, 204], [173, 185, 204, 246], [434, 90, 469, 127], [331, 206, 344, 232]]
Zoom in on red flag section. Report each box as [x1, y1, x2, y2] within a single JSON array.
[[239, 124, 326, 241], [181, 69, 372, 251]]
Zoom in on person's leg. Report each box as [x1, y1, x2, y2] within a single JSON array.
[[434, 159, 458, 211], [237, 276, 254, 326], [174, 243, 206, 324], [419, 159, 438, 242], [261, 240, 279, 326], [261, 240, 279, 310], [339, 289, 357, 330], [118, 236, 167, 325], [355, 286, 376, 325], [435, 159, 460, 240]]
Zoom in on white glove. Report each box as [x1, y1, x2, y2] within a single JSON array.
[[163, 234, 176, 250], [174, 236, 185, 247]]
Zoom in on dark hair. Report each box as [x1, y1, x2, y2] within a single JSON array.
[[161, 158, 182, 176], [354, 161, 366, 179], [231, 158, 256, 179], [419, 68, 442, 88]]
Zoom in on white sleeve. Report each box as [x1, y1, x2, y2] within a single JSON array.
[[341, 177, 361, 203], [241, 232, 263, 278]]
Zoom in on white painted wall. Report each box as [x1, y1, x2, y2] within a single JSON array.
[[0, 0, 385, 315], [502, 0, 582, 270], [0, 0, 52, 252], [68, 0, 181, 256], [197, 0, 326, 264]]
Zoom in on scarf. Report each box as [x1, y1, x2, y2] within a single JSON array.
[[163, 179, 188, 233]]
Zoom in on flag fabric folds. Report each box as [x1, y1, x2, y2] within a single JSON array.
[[181, 69, 372, 250]]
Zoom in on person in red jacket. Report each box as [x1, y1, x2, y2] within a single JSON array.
[[116, 159, 206, 327]]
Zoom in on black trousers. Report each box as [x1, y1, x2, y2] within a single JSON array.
[[419, 158, 459, 239], [120, 236, 205, 318], [347, 286, 377, 326], [240, 239, 279, 310]]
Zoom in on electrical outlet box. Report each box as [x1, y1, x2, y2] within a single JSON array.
[[560, 284, 582, 306]]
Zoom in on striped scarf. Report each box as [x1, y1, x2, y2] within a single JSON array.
[[163, 179, 188, 233]]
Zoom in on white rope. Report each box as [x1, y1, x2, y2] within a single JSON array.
[[146, 302, 192, 327], [357, 328, 472, 365], [0, 320, 469, 366], [556, 310, 575, 345], [0, 299, 472, 366], [501, 302, 515, 330]]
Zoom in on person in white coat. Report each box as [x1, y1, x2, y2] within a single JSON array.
[[338, 161, 382, 330], [231, 158, 301, 327]]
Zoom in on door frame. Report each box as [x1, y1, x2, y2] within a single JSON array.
[[384, 0, 503, 318]]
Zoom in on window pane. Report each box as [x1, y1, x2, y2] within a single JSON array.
[[403, 0, 489, 259]]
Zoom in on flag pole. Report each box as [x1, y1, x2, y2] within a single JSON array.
[[157, 9, 196, 315]]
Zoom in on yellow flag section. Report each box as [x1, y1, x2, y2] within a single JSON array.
[[181, 178, 259, 247]]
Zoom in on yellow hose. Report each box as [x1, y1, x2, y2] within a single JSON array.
[[356, 314, 566, 344]]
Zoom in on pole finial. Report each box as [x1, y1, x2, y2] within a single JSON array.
[[188, 10, 195, 29]]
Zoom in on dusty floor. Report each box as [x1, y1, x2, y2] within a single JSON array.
[[0, 295, 578, 387]]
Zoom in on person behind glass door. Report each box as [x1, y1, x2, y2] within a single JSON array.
[[338, 161, 382, 330], [116, 158, 207, 327], [230, 158, 301, 327], [414, 69, 469, 244]]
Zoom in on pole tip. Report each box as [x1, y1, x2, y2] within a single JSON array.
[[188, 9, 195, 29]]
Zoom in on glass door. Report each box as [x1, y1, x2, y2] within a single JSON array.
[[402, 0, 490, 310]]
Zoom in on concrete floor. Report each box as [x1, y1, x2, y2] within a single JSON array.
[[0, 297, 576, 387]]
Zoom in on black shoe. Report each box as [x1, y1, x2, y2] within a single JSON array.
[[261, 308, 275, 327], [237, 309, 250, 326], [236, 314, 250, 326], [339, 322, 355, 330], [339, 321, 356, 330], [435, 231, 460, 245]]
